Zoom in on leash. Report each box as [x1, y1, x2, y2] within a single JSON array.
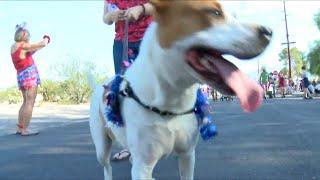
[[121, 19, 129, 70], [120, 8, 131, 74]]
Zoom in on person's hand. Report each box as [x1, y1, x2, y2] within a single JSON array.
[[43, 35, 50, 44], [109, 10, 127, 23], [41, 39, 48, 46], [125, 5, 144, 22]]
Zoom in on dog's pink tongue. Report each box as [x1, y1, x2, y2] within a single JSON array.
[[214, 60, 263, 112]]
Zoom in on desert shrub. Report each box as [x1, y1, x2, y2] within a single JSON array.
[[38, 79, 61, 102], [0, 87, 22, 104], [50, 58, 106, 104]]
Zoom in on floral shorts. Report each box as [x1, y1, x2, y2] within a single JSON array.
[[17, 65, 41, 90]]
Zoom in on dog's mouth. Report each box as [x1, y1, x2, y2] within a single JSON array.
[[186, 47, 263, 112]]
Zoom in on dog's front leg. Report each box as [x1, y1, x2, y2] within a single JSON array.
[[178, 150, 195, 180], [131, 159, 156, 180], [128, 134, 161, 180]]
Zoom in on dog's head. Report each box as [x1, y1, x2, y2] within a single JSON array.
[[150, 0, 272, 112]]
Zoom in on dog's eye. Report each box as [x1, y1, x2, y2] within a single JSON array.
[[204, 9, 222, 17]]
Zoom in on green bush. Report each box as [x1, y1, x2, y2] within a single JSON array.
[[58, 73, 92, 104], [48, 58, 106, 104], [0, 87, 22, 104], [38, 79, 61, 102]]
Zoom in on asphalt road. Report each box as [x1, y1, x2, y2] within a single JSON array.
[[0, 98, 319, 180]]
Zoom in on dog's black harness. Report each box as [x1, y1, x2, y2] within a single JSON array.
[[119, 79, 195, 116], [104, 75, 217, 140]]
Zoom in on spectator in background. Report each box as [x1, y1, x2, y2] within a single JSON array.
[[268, 72, 275, 98], [278, 72, 285, 98], [287, 78, 294, 95], [301, 65, 312, 99], [259, 67, 269, 99], [10, 23, 50, 136], [312, 79, 316, 87], [315, 80, 320, 94]]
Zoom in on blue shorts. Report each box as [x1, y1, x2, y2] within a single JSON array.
[[303, 77, 310, 88], [113, 40, 141, 74]]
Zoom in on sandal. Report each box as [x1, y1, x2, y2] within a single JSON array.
[[15, 124, 23, 135], [21, 130, 40, 136], [111, 149, 131, 161]]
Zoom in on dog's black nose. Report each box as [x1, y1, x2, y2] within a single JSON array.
[[258, 26, 273, 37]]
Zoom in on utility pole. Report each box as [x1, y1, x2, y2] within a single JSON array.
[[281, 1, 296, 79]]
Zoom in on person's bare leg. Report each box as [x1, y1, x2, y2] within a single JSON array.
[[307, 88, 312, 98], [281, 87, 285, 98], [303, 88, 308, 98], [262, 84, 267, 98], [17, 90, 26, 133], [21, 87, 38, 135]]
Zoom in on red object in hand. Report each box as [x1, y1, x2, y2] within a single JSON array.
[[43, 35, 51, 44]]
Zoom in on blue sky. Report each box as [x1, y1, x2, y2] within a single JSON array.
[[1, 1, 320, 89]]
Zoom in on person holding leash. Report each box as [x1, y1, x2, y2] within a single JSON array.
[[103, 0, 153, 74], [10, 23, 50, 136], [103, 0, 153, 161]]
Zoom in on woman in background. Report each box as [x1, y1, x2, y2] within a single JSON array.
[[10, 23, 50, 136]]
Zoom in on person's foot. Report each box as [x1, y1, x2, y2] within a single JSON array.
[[111, 149, 131, 162], [308, 97, 313, 99], [15, 128, 22, 135], [20, 129, 39, 136], [15, 124, 23, 135]]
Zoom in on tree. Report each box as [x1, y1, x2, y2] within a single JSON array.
[[278, 47, 305, 78], [306, 11, 320, 76], [307, 40, 320, 76], [280, 67, 288, 76], [314, 11, 320, 30]]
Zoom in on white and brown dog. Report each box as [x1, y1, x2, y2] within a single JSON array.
[[89, 1, 272, 179]]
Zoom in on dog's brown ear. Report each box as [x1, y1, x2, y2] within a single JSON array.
[[150, 0, 170, 14]]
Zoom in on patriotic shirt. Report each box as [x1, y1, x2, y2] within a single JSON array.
[[106, 0, 152, 42]]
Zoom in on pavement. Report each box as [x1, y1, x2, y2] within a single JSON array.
[[0, 103, 89, 136], [0, 98, 319, 180]]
